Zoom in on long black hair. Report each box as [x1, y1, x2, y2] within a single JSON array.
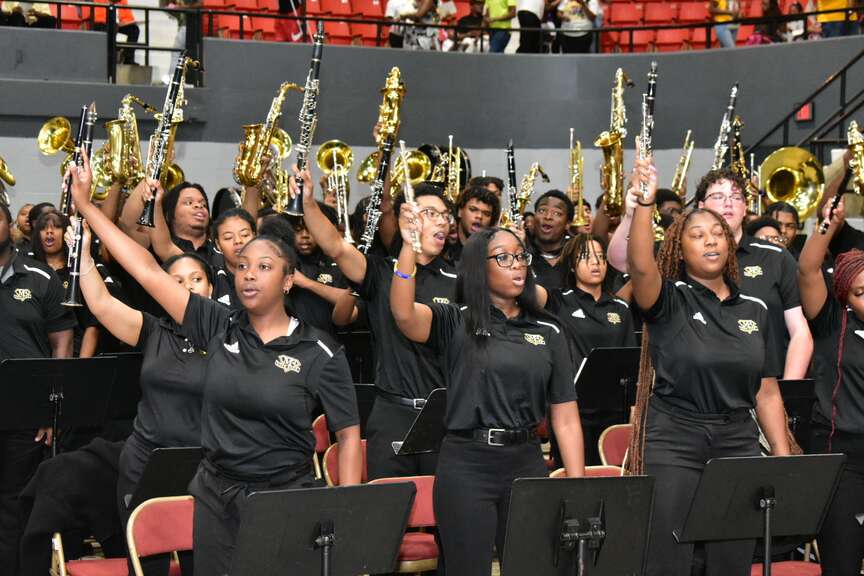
[[31, 209, 70, 264], [456, 227, 547, 342], [163, 182, 209, 236]]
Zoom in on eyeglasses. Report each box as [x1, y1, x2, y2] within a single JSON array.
[[705, 192, 747, 205], [487, 252, 533, 268], [419, 207, 453, 224]]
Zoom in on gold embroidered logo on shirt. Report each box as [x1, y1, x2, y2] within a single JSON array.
[[607, 312, 622, 325], [524, 333, 546, 346], [743, 266, 763, 278], [738, 319, 759, 334], [275, 354, 302, 374], [63, 280, 69, 290], [13, 288, 32, 302], [432, 297, 450, 304], [316, 273, 333, 285]]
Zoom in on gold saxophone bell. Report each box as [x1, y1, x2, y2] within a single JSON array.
[[760, 147, 825, 223], [317, 140, 354, 174], [356, 150, 380, 183], [271, 128, 293, 160], [38, 117, 76, 157]]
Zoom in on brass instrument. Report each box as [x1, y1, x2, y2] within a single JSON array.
[[444, 135, 463, 205], [671, 130, 694, 200], [38, 117, 77, 178], [711, 83, 739, 171], [728, 117, 764, 215], [0, 156, 14, 207], [519, 162, 550, 219], [761, 146, 824, 224], [399, 139, 422, 253], [594, 68, 633, 217], [568, 128, 587, 228], [359, 67, 406, 253], [392, 148, 432, 187], [818, 120, 861, 233], [316, 140, 354, 243]]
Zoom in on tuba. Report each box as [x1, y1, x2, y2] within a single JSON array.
[[568, 128, 587, 228], [594, 68, 633, 217], [0, 155, 15, 207], [671, 130, 694, 200], [761, 146, 824, 223]]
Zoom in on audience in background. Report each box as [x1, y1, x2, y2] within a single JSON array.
[[484, 0, 516, 51], [515, 0, 544, 52], [554, 0, 598, 53], [710, 0, 742, 48]]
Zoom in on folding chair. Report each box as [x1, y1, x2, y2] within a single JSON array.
[[369, 476, 438, 573]]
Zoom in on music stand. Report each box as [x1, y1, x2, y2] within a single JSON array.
[[575, 347, 641, 421], [231, 482, 416, 576], [353, 383, 376, 436], [0, 357, 117, 456], [101, 351, 144, 421], [124, 447, 204, 510], [390, 388, 447, 455], [778, 379, 816, 453], [503, 476, 655, 576], [674, 455, 845, 576]]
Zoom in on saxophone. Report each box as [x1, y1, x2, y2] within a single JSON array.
[[594, 68, 633, 217], [711, 83, 739, 171], [92, 94, 156, 201], [728, 116, 761, 214], [520, 162, 550, 217], [358, 67, 406, 254], [671, 130, 694, 200], [569, 128, 587, 228], [821, 120, 864, 234]]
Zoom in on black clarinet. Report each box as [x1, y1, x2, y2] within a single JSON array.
[[358, 137, 394, 254], [59, 105, 93, 217], [63, 102, 97, 307], [284, 26, 325, 216], [505, 140, 518, 226], [138, 52, 188, 227]]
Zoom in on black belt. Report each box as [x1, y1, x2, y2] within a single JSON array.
[[452, 428, 536, 446], [378, 391, 427, 410]]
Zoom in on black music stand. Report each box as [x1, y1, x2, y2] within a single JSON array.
[[391, 388, 447, 455], [576, 347, 641, 420], [674, 455, 845, 576], [231, 482, 416, 576], [102, 351, 144, 421], [778, 379, 816, 453], [0, 357, 117, 456], [353, 383, 376, 436], [124, 447, 204, 510], [503, 476, 655, 576]]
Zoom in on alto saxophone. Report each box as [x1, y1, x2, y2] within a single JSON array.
[[520, 162, 550, 216], [594, 68, 633, 217], [671, 130, 694, 200], [728, 116, 761, 214]]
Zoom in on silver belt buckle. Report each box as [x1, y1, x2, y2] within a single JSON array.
[[487, 428, 506, 446], [412, 398, 426, 410]]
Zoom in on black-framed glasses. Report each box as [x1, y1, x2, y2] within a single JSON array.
[[487, 252, 533, 268]]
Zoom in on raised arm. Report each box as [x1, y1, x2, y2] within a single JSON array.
[[626, 159, 662, 311], [798, 198, 844, 320], [69, 149, 190, 325], [97, 181, 124, 223], [389, 204, 434, 343], [117, 178, 154, 248], [66, 219, 144, 346], [292, 165, 368, 285], [606, 171, 640, 272], [148, 186, 182, 261], [331, 290, 360, 326]]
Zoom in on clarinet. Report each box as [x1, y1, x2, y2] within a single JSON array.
[[59, 106, 93, 217], [711, 83, 739, 171], [63, 102, 97, 307], [358, 138, 394, 253], [638, 62, 658, 202], [138, 52, 190, 227], [284, 26, 325, 216], [505, 139, 520, 226]]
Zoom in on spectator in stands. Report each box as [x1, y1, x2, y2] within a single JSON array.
[[401, 0, 442, 50], [783, 1, 809, 40], [816, 0, 860, 37], [385, 0, 412, 47], [748, 0, 786, 43], [484, 0, 516, 51], [452, 0, 488, 51], [710, 0, 742, 48], [555, 0, 598, 53], [93, 0, 140, 64], [516, 0, 544, 52], [1, 1, 55, 27]]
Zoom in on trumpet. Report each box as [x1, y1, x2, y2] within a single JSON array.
[[595, 68, 633, 217], [399, 139, 422, 253], [0, 155, 14, 207], [821, 120, 864, 234], [445, 134, 462, 205], [569, 128, 587, 228], [317, 140, 354, 243], [671, 130, 694, 200]]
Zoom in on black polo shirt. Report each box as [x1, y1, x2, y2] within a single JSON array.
[[288, 251, 346, 335], [133, 312, 206, 446], [182, 294, 358, 481], [737, 235, 800, 376], [444, 239, 464, 266], [546, 287, 636, 369], [212, 267, 240, 310], [171, 235, 224, 269], [427, 304, 577, 430], [0, 252, 76, 360], [642, 277, 779, 413], [357, 254, 458, 399], [808, 297, 864, 435], [828, 221, 864, 257], [529, 239, 568, 291]]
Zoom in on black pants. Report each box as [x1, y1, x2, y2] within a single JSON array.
[[644, 399, 760, 576], [365, 398, 438, 480], [558, 32, 592, 53], [0, 430, 44, 576], [434, 435, 547, 576], [516, 11, 542, 53], [189, 459, 320, 576], [94, 23, 141, 64], [811, 426, 864, 576]]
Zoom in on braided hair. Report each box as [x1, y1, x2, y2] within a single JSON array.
[[827, 249, 864, 450], [626, 208, 739, 475]]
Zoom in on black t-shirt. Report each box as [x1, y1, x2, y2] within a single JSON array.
[[427, 304, 577, 430], [288, 251, 347, 335], [546, 287, 636, 369], [737, 235, 801, 376], [828, 221, 864, 257], [133, 312, 206, 446], [182, 294, 358, 480], [641, 277, 779, 413], [808, 296, 864, 435], [357, 254, 457, 399], [0, 253, 77, 360]]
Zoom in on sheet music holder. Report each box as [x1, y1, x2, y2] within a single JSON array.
[[390, 388, 447, 456], [575, 347, 641, 419], [0, 357, 117, 456], [674, 455, 845, 576], [231, 482, 415, 576], [101, 351, 144, 421], [124, 446, 204, 510], [778, 379, 816, 453], [353, 383, 376, 436], [503, 476, 655, 576]]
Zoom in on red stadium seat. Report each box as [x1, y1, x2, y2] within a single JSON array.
[[323, 20, 362, 44], [608, 2, 643, 25], [323, 439, 368, 485], [643, 2, 677, 23], [745, 0, 762, 17], [353, 0, 384, 17], [351, 22, 386, 45], [54, 5, 88, 29], [736, 23, 755, 44], [750, 561, 821, 575], [678, 1, 709, 22], [305, 0, 328, 15], [621, 29, 656, 52], [217, 12, 255, 38], [312, 414, 331, 478], [253, 16, 280, 39], [598, 424, 631, 467], [257, 0, 279, 10], [690, 25, 717, 48], [370, 476, 438, 573], [655, 27, 690, 50], [321, 0, 357, 15], [232, 0, 261, 11], [127, 496, 194, 576]]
